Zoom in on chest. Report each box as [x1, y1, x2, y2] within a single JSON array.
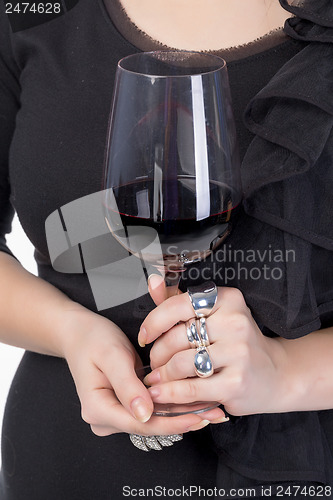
[[117, 0, 291, 50]]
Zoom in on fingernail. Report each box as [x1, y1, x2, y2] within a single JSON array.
[[148, 274, 163, 290], [148, 386, 160, 400], [210, 416, 230, 424], [188, 420, 210, 432], [130, 397, 152, 423], [143, 370, 161, 386], [138, 327, 147, 348]]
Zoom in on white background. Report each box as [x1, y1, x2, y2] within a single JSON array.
[[0, 215, 37, 467]]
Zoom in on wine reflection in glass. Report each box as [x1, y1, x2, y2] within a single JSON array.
[[103, 51, 242, 420]]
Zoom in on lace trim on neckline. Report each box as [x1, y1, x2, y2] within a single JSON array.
[[102, 0, 290, 62]]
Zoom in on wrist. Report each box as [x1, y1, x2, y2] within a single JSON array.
[[52, 302, 95, 359], [270, 336, 308, 413], [56, 303, 130, 362]]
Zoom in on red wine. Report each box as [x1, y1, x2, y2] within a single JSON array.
[[104, 177, 239, 269]]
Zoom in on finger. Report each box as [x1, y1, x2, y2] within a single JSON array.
[[150, 316, 224, 369], [101, 350, 155, 423], [147, 343, 233, 385], [148, 372, 227, 405], [148, 273, 166, 306], [151, 310, 253, 370], [90, 410, 229, 436], [90, 424, 119, 437], [74, 346, 155, 424], [139, 292, 197, 346], [84, 389, 225, 435], [149, 322, 194, 369], [139, 286, 247, 346], [196, 408, 229, 423]]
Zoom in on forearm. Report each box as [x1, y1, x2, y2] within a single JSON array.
[[275, 327, 333, 412], [0, 252, 84, 357]]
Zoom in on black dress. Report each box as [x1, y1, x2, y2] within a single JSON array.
[[0, 0, 333, 498]]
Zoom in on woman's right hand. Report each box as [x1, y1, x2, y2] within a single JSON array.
[[60, 305, 226, 437]]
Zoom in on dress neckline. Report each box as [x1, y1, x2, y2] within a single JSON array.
[[100, 0, 290, 62]]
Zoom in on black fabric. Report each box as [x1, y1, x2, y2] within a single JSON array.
[[1, 351, 219, 500], [211, 410, 333, 486], [238, 1, 333, 338], [0, 0, 333, 496], [209, 0, 333, 485], [0, 1, 19, 257]]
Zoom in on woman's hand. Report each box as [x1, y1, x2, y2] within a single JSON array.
[[60, 305, 226, 437], [139, 282, 288, 416]]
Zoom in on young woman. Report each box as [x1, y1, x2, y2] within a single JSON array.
[[0, 0, 332, 498]]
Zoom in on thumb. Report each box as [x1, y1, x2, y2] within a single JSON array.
[[148, 274, 166, 305]]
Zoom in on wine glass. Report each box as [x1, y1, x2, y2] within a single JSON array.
[[102, 51, 241, 418]]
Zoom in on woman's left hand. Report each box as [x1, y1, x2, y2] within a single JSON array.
[[138, 279, 288, 416]]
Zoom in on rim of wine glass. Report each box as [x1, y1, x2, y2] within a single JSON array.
[[117, 50, 227, 78]]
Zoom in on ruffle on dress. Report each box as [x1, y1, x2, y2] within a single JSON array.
[[214, 0, 333, 339], [210, 0, 333, 486], [282, 0, 333, 42]]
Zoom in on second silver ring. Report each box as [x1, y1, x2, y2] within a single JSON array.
[[186, 320, 201, 348], [186, 318, 210, 349], [185, 318, 213, 377], [197, 317, 209, 347]]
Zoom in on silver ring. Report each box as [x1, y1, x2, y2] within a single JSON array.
[[193, 318, 213, 377], [185, 319, 213, 377], [187, 281, 218, 318], [186, 321, 196, 348], [197, 317, 210, 347], [130, 433, 183, 451], [186, 320, 201, 348], [194, 346, 214, 378]]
